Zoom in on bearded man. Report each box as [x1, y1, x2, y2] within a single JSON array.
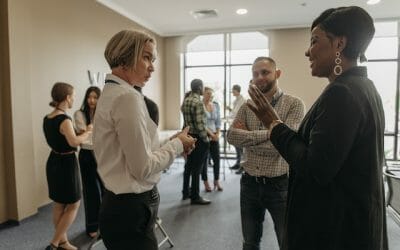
[[227, 57, 305, 250]]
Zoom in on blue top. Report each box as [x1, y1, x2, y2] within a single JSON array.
[[204, 101, 221, 133]]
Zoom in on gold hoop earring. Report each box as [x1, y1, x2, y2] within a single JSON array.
[[334, 51, 342, 76]]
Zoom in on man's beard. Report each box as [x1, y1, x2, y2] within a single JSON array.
[[257, 80, 276, 94]]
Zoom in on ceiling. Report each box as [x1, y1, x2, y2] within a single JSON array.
[[97, 0, 400, 37]]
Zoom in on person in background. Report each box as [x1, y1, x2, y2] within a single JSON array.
[[93, 30, 196, 250], [181, 79, 211, 205], [201, 87, 223, 192], [134, 86, 159, 125], [228, 57, 304, 250], [227, 84, 246, 173], [43, 82, 92, 250], [74, 86, 103, 239], [247, 6, 388, 250]]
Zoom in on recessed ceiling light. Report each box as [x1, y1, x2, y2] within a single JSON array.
[[367, 0, 381, 5], [236, 8, 248, 15]]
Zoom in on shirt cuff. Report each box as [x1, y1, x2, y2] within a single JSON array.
[[170, 137, 184, 155]]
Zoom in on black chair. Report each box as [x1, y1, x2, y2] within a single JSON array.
[[383, 159, 400, 226]]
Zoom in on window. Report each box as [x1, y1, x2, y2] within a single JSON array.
[[362, 21, 400, 160], [183, 32, 268, 118]]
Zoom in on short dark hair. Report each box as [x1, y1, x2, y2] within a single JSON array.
[[253, 57, 276, 68], [311, 6, 375, 62], [232, 84, 241, 92], [190, 79, 203, 93]]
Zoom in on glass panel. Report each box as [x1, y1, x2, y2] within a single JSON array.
[[385, 136, 394, 160], [186, 51, 225, 66], [226, 65, 252, 112], [365, 37, 398, 60], [374, 21, 398, 37], [231, 32, 268, 50], [364, 61, 398, 133], [187, 34, 224, 52], [230, 49, 269, 64], [185, 67, 225, 108], [230, 32, 268, 64]]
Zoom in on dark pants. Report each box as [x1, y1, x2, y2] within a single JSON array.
[[78, 149, 104, 234], [235, 146, 243, 164], [201, 140, 220, 181], [240, 173, 288, 250], [182, 136, 209, 200], [99, 187, 160, 250]]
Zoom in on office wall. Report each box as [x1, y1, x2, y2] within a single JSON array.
[[164, 28, 326, 130], [0, 0, 17, 223], [268, 28, 327, 108], [3, 0, 165, 222]]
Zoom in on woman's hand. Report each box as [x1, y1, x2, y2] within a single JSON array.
[[247, 84, 280, 128], [177, 126, 197, 155], [86, 124, 93, 132]]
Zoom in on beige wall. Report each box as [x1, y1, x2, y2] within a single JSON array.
[[164, 28, 327, 129], [268, 28, 327, 109], [3, 0, 165, 222], [0, 0, 17, 222]]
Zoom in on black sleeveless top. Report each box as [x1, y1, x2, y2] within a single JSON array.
[[43, 114, 76, 153]]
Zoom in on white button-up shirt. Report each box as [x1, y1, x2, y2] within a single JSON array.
[[93, 74, 183, 194]]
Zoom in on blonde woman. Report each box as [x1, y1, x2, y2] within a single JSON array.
[[93, 30, 196, 249], [201, 87, 223, 191]]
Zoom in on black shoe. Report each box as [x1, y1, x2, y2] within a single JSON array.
[[191, 197, 211, 205], [235, 167, 244, 175], [229, 163, 240, 170], [44, 244, 57, 250]]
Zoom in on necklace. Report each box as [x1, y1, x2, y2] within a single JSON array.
[[56, 107, 66, 113]]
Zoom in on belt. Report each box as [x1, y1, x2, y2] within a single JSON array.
[[52, 150, 75, 155], [243, 172, 288, 184], [105, 186, 158, 200]]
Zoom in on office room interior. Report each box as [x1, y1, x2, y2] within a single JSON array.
[[0, 0, 400, 249]]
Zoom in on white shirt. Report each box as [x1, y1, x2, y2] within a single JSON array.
[[74, 110, 93, 150], [93, 74, 183, 194], [229, 94, 246, 120]]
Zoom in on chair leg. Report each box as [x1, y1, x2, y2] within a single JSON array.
[[156, 217, 174, 248]]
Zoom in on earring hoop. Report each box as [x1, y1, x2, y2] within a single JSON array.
[[334, 51, 342, 76]]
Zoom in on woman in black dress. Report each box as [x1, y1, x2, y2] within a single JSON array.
[[74, 86, 103, 238], [43, 82, 92, 250]]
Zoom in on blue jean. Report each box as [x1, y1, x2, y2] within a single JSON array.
[[240, 173, 288, 250]]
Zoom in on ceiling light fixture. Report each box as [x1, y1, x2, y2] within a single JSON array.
[[236, 8, 248, 15], [367, 0, 381, 5]]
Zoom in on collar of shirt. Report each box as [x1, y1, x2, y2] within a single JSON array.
[[105, 73, 136, 89]]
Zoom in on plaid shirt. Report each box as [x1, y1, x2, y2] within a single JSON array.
[[181, 92, 208, 142], [227, 88, 305, 177]]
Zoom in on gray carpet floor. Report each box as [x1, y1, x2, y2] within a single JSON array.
[[0, 158, 399, 250]]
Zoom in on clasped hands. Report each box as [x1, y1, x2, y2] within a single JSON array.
[[171, 127, 197, 157], [247, 84, 280, 130]]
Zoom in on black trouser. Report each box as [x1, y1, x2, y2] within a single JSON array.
[[235, 146, 243, 164], [201, 140, 220, 181], [99, 187, 160, 250], [241, 173, 288, 250], [78, 149, 104, 234], [182, 135, 209, 200]]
